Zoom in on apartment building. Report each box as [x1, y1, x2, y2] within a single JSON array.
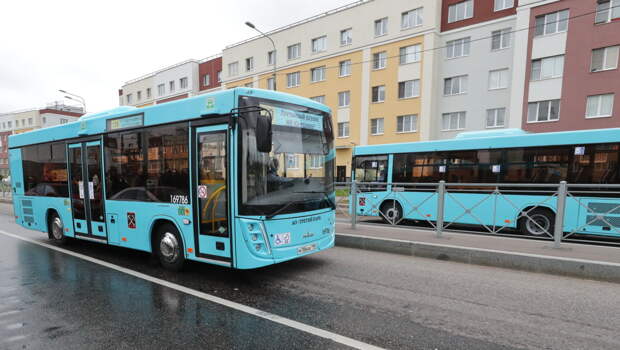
[[434, 0, 519, 139], [223, 0, 441, 179], [0, 102, 83, 176], [119, 55, 222, 107], [518, 0, 620, 132]]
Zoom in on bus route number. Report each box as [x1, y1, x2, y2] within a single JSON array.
[[170, 195, 189, 204]]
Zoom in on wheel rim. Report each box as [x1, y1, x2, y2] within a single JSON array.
[[51, 217, 63, 240], [526, 214, 551, 236], [160, 232, 179, 262], [383, 205, 400, 223]]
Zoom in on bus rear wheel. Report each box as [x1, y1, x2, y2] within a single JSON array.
[[155, 223, 185, 271], [48, 211, 68, 245], [380, 201, 403, 225], [519, 208, 555, 237]]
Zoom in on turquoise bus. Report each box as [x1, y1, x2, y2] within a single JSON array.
[[9, 88, 336, 270], [353, 128, 620, 238]]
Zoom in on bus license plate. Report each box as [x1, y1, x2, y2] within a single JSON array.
[[297, 244, 316, 255]]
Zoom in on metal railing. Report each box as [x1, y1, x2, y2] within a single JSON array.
[[334, 181, 620, 248]]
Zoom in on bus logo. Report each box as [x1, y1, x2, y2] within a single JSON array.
[[359, 197, 366, 206]]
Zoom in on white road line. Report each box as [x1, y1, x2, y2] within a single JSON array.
[[0, 310, 19, 318], [0, 230, 384, 350]]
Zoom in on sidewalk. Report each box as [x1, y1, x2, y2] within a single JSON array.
[[335, 221, 620, 283]]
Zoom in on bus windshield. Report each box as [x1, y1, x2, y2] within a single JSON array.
[[238, 96, 334, 217]]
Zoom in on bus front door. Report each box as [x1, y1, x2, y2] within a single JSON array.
[[193, 125, 231, 263], [68, 141, 107, 241]]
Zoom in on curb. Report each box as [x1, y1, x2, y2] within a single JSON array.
[[336, 233, 620, 283]]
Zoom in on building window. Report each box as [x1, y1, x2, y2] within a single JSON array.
[[586, 94, 615, 118], [371, 85, 385, 103], [397, 115, 417, 133], [446, 37, 471, 58], [28, 118, 33, 125], [372, 51, 387, 70], [444, 75, 468, 95], [60, 119, 68, 124], [491, 28, 511, 50], [448, 0, 474, 23], [286, 72, 301, 88], [591, 46, 619, 72], [217, 71, 222, 82], [531, 55, 564, 80], [535, 10, 569, 37], [309, 155, 323, 169], [7, 121, 12, 128], [442, 112, 466, 131], [311, 36, 327, 53], [596, 0, 620, 24], [2, 122, 5, 129], [488, 68, 509, 90], [486, 108, 506, 128], [310, 66, 326, 82], [203, 74, 210, 86], [180, 77, 188, 89], [287, 43, 301, 60], [340, 28, 352, 46], [527, 100, 561, 122], [267, 77, 275, 90], [169, 81, 175, 93], [338, 91, 350, 107], [146, 88, 151, 98], [40, 118, 44, 125], [399, 80, 420, 99], [137, 91, 142, 101], [494, 0, 514, 12], [399, 44, 421, 64], [374, 17, 388, 37], [287, 154, 299, 169], [339, 60, 352, 77], [157, 84, 165, 96], [370, 118, 384, 135], [127, 93, 132, 104], [401, 8, 423, 29], [245, 82, 253, 88], [245, 57, 254, 72], [268, 51, 275, 65], [310, 95, 325, 104], [228, 62, 239, 76], [338, 122, 350, 137]]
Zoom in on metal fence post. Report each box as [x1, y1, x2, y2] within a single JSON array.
[[553, 181, 567, 248], [436, 180, 445, 238], [351, 181, 357, 230]]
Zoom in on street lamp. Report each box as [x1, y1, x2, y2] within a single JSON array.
[[58, 89, 86, 112], [245, 21, 277, 91]]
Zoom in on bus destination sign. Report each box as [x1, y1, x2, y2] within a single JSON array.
[[107, 114, 144, 131]]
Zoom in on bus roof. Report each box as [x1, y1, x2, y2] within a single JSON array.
[[354, 128, 620, 156], [9, 87, 331, 149]]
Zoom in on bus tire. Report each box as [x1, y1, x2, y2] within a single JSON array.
[[155, 223, 185, 271], [519, 208, 555, 237], [380, 201, 403, 225], [48, 211, 69, 245]]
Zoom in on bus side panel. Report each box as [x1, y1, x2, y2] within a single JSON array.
[[104, 200, 195, 254], [574, 197, 620, 237], [9, 149, 23, 196]]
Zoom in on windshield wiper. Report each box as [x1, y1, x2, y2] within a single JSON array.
[[265, 200, 303, 219], [293, 191, 335, 209]]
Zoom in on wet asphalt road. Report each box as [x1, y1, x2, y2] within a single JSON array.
[[1, 203, 620, 350]]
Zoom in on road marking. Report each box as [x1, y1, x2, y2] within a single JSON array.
[[0, 310, 19, 318], [0, 230, 384, 350]]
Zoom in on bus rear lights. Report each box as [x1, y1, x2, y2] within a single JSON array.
[[504, 219, 511, 224], [426, 214, 431, 217], [121, 237, 127, 242], [187, 248, 194, 253]]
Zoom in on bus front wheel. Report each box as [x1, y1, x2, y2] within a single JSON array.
[[519, 208, 555, 237], [380, 201, 403, 225], [155, 223, 185, 271], [48, 211, 68, 245]]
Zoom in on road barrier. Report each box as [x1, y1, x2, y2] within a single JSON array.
[[334, 181, 620, 248]]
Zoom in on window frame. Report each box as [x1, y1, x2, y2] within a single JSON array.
[[372, 51, 387, 70], [286, 71, 301, 88], [287, 43, 301, 60], [337, 121, 350, 138], [396, 114, 417, 133], [527, 100, 561, 123], [444, 75, 468, 96], [228, 62, 239, 77], [370, 118, 384, 135], [446, 37, 471, 59], [338, 91, 351, 108], [311, 36, 327, 53], [401, 7, 423, 29], [399, 44, 421, 65], [340, 28, 352, 46], [595, 0, 620, 24], [488, 68, 509, 90], [491, 28, 512, 51], [398, 80, 421, 99], [535, 10, 569, 37], [245, 57, 254, 72], [591, 46, 620, 72], [447, 0, 474, 23], [486, 108, 506, 128], [310, 66, 326, 83], [493, 0, 514, 12], [531, 55, 565, 81], [586, 94, 615, 119], [371, 85, 386, 103], [339, 60, 352, 77], [374, 17, 388, 37], [441, 112, 466, 131]]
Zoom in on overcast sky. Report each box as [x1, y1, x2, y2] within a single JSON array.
[[0, 0, 354, 113]]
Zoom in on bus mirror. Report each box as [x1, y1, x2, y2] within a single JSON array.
[[256, 115, 272, 153]]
